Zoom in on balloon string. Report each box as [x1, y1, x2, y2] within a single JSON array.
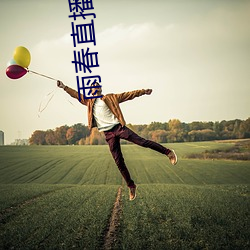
[[28, 69, 58, 81], [67, 99, 75, 106], [28, 69, 75, 116], [38, 88, 58, 118], [37, 90, 76, 117]]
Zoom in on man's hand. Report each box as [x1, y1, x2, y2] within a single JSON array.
[[57, 80, 65, 89], [145, 89, 153, 95]]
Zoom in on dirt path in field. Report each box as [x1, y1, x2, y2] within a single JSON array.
[[103, 186, 123, 250]]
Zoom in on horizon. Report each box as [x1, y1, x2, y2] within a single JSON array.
[[2, 117, 249, 145]]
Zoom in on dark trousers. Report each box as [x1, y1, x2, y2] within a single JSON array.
[[104, 124, 171, 187]]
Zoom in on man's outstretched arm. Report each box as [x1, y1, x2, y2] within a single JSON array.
[[57, 80, 88, 105], [116, 88, 153, 103]]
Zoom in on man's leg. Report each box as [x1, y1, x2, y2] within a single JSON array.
[[119, 126, 171, 155], [118, 125, 177, 165], [104, 131, 135, 188]]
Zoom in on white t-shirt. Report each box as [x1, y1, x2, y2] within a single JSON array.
[[93, 98, 119, 132]]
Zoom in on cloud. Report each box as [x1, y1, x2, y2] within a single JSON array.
[[30, 33, 74, 83], [29, 7, 250, 92], [97, 22, 155, 45], [30, 22, 180, 71], [29, 22, 168, 86]]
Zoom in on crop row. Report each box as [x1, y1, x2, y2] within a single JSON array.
[[0, 143, 250, 186], [0, 184, 119, 249], [119, 184, 250, 249]]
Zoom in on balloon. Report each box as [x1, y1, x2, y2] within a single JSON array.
[[13, 46, 31, 68], [7, 58, 17, 67], [6, 65, 27, 79]]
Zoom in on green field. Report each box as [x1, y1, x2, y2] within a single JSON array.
[[0, 141, 249, 249]]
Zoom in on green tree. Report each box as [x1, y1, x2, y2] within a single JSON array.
[[188, 129, 216, 141], [167, 119, 184, 142], [147, 122, 167, 131], [189, 121, 204, 131], [233, 119, 243, 138], [213, 121, 221, 139], [239, 118, 250, 138]]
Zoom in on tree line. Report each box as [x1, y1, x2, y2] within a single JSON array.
[[29, 118, 250, 145]]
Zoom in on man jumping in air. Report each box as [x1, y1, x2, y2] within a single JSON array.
[[57, 81, 177, 201]]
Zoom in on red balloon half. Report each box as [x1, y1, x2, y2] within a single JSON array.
[[6, 65, 27, 79]]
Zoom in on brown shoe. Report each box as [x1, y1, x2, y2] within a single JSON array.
[[129, 186, 137, 201], [168, 150, 178, 165]]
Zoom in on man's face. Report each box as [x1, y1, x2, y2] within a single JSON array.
[[91, 82, 102, 96]]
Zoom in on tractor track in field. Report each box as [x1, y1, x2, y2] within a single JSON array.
[[103, 186, 123, 250]]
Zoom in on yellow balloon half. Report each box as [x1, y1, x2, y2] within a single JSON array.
[[13, 46, 31, 68]]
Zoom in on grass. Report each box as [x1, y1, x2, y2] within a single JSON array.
[[0, 184, 118, 249], [0, 145, 121, 185], [0, 141, 250, 249], [120, 184, 250, 250]]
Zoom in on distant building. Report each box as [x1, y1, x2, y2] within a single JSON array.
[[0, 131, 4, 145]]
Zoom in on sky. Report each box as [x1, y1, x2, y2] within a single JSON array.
[[0, 0, 249, 144]]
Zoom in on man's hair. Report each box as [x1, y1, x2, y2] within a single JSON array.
[[90, 81, 101, 96], [90, 81, 100, 87]]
